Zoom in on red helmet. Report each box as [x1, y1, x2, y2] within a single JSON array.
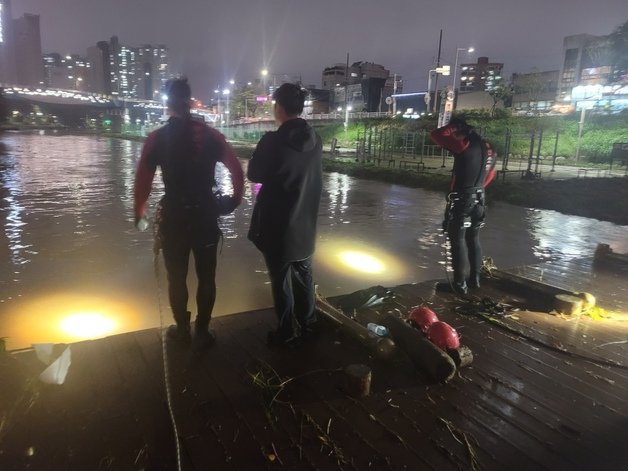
[[427, 321, 460, 350], [408, 306, 439, 333]]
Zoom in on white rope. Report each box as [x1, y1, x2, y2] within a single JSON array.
[[153, 249, 183, 471]]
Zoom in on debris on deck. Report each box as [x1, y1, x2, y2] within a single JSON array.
[[1, 256, 627, 470]]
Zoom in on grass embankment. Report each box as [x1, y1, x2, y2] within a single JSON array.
[[316, 111, 628, 165]]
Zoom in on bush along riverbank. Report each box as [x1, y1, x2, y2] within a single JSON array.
[[314, 110, 628, 166], [320, 158, 628, 226]]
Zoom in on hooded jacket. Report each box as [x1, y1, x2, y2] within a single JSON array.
[[247, 118, 323, 261]]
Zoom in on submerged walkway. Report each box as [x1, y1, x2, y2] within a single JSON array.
[[1, 257, 627, 470]]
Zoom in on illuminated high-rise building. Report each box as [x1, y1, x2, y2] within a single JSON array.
[[87, 41, 111, 94], [459, 57, 504, 92], [13, 12, 44, 86], [0, 0, 17, 84], [43, 52, 90, 91], [88, 37, 169, 99], [137, 44, 169, 100]]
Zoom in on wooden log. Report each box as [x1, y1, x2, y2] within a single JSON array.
[[554, 294, 583, 316], [593, 244, 628, 271], [490, 269, 575, 298], [315, 295, 397, 359], [448, 346, 474, 368], [358, 310, 456, 383], [344, 364, 372, 398], [577, 292, 596, 311]]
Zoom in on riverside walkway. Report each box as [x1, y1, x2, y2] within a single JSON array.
[[1, 254, 627, 470]]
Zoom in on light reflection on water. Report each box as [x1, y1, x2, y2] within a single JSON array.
[[1, 132, 627, 349]]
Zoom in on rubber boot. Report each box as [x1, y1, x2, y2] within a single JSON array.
[[166, 311, 191, 343], [468, 273, 481, 290], [192, 318, 215, 353]]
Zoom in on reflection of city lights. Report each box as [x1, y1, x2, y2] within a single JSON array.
[[339, 251, 385, 274], [60, 313, 117, 338]]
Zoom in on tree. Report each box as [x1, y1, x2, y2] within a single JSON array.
[[607, 19, 628, 81], [231, 85, 273, 119], [487, 80, 513, 117]]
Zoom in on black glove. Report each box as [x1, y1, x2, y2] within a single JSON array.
[[215, 194, 240, 216]]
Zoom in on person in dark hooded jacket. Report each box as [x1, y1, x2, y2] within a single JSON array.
[[248, 83, 323, 347]]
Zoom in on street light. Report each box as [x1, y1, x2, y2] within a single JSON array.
[[425, 65, 450, 113], [452, 47, 474, 99], [223, 88, 231, 126], [344, 105, 352, 131], [261, 69, 269, 94]]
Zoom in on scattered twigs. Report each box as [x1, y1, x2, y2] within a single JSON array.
[[440, 418, 482, 471]]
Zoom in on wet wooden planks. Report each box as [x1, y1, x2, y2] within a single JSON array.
[[1, 256, 627, 470]]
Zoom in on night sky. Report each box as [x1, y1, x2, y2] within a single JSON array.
[[12, 0, 628, 100]]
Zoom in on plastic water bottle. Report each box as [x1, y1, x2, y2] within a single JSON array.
[[367, 323, 388, 337], [136, 216, 149, 232]]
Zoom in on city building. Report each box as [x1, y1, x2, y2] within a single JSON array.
[[303, 88, 331, 115], [557, 34, 610, 101], [43, 53, 90, 91], [137, 44, 168, 100], [511, 69, 560, 114], [12, 13, 44, 86], [87, 37, 170, 99], [323, 61, 401, 112], [459, 57, 504, 92], [87, 41, 111, 95], [0, 0, 17, 84]]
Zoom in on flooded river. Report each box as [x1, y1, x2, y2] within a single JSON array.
[[1, 132, 627, 349]]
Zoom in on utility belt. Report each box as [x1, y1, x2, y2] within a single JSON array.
[[444, 187, 485, 230], [447, 187, 485, 206], [159, 194, 218, 214]]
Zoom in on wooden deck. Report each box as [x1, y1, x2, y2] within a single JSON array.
[[1, 257, 627, 470]]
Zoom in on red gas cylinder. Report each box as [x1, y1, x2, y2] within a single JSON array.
[[427, 321, 460, 350], [407, 306, 439, 333]]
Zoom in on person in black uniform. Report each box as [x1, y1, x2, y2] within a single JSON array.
[[248, 83, 323, 347], [431, 118, 496, 295], [134, 78, 244, 351]]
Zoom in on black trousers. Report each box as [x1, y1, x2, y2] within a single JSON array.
[[263, 254, 317, 339], [446, 200, 485, 286], [159, 205, 220, 330]]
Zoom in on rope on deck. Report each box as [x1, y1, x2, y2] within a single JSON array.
[[153, 250, 183, 471]]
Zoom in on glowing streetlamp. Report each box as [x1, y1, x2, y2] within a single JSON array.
[[452, 46, 474, 97], [344, 105, 352, 131], [425, 65, 450, 113], [261, 69, 269, 94], [223, 88, 231, 126]]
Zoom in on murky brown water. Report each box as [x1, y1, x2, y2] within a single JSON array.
[[1, 131, 627, 349]]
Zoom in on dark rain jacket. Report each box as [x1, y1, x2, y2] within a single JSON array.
[[247, 118, 323, 262]]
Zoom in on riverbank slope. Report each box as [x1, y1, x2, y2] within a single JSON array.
[[318, 158, 628, 226]]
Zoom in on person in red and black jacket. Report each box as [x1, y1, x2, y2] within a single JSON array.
[[431, 117, 496, 295], [134, 78, 244, 351]]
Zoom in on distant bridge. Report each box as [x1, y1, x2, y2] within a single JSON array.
[[2, 85, 394, 132]]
